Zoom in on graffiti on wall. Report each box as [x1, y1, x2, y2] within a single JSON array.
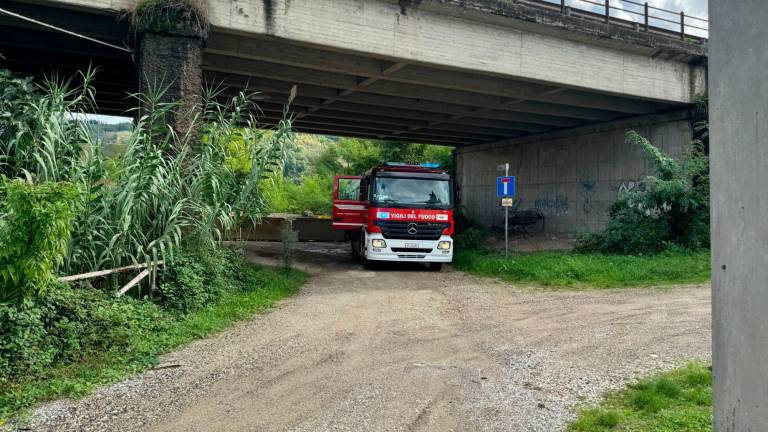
[[534, 191, 569, 216], [617, 180, 643, 198], [580, 180, 596, 214]]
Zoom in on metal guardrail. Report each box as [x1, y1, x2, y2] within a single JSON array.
[[515, 0, 708, 42]]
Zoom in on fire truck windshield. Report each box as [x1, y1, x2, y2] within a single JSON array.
[[372, 177, 451, 209]]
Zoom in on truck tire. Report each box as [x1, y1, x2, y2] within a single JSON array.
[[351, 237, 362, 261], [429, 262, 443, 272]]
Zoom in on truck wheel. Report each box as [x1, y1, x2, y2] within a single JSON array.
[[351, 237, 362, 261], [429, 262, 443, 272]]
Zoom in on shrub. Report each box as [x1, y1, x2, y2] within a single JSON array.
[[0, 301, 53, 379], [576, 131, 709, 254], [0, 282, 165, 381], [156, 245, 236, 313], [454, 227, 489, 251], [156, 253, 209, 313], [453, 206, 489, 251], [0, 180, 80, 304]]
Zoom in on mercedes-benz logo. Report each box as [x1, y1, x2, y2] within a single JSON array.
[[407, 223, 418, 235]]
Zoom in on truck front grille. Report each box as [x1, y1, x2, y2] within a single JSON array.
[[375, 221, 448, 240], [391, 248, 433, 253]]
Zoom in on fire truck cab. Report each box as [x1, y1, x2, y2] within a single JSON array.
[[332, 163, 454, 271]]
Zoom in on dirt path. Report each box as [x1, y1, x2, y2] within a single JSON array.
[[20, 242, 711, 432]]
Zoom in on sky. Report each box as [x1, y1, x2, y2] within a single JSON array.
[[79, 113, 132, 124], [651, 0, 707, 19], [570, 0, 708, 36]]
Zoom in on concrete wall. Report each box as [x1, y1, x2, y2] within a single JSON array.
[[456, 111, 692, 233], [710, 1, 768, 430], [238, 217, 345, 242]]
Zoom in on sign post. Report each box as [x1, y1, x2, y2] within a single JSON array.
[[496, 165, 515, 258]]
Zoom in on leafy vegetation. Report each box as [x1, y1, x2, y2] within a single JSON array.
[[128, 0, 210, 37], [576, 128, 709, 255], [0, 180, 80, 303], [452, 249, 710, 289], [570, 363, 712, 431], [0, 247, 305, 422], [262, 171, 334, 215], [262, 135, 453, 216]]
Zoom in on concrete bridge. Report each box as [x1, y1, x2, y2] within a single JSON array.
[[0, 0, 708, 232]]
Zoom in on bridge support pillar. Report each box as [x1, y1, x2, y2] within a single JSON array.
[[137, 31, 203, 140], [711, 1, 768, 430]]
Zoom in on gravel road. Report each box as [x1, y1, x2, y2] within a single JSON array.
[[14, 242, 711, 432]]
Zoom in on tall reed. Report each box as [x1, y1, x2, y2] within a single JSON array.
[[0, 68, 293, 276]]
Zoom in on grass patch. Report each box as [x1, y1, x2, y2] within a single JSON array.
[[569, 363, 712, 431], [453, 249, 710, 289], [0, 257, 306, 424]]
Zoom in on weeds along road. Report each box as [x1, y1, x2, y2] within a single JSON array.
[[22, 242, 711, 432]]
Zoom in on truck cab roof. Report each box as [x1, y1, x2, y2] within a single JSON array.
[[366, 163, 449, 177]]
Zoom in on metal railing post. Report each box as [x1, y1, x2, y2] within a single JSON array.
[[604, 0, 609, 23], [644, 2, 649, 32], [561, 0, 565, 14], [680, 11, 685, 40]]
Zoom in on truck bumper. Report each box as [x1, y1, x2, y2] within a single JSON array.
[[365, 233, 453, 263]]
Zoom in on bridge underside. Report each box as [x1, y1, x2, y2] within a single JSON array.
[[0, 1, 692, 147]]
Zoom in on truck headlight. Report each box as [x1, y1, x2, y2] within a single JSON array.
[[437, 241, 451, 250], [371, 239, 387, 248]]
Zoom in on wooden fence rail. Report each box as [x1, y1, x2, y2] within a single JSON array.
[[59, 260, 165, 296]]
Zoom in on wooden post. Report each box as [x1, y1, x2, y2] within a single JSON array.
[[680, 11, 685, 40], [149, 250, 158, 298], [604, 0, 610, 23], [644, 2, 649, 31]]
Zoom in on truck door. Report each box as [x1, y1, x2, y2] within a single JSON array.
[[332, 175, 366, 230]]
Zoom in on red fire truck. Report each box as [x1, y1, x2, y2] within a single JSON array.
[[332, 163, 454, 271]]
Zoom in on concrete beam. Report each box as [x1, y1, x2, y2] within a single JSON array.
[[0, 27, 129, 60], [208, 73, 587, 126], [282, 124, 471, 146], [204, 69, 621, 121], [251, 99, 551, 136], [260, 113, 506, 142], [203, 52, 662, 114], [0, 0, 129, 41]]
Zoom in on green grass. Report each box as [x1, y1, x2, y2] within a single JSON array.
[[453, 249, 710, 289], [569, 363, 712, 431], [0, 265, 306, 424]]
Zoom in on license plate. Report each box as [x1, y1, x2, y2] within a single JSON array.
[[405, 243, 418, 248]]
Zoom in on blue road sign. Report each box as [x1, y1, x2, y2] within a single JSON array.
[[496, 176, 515, 197]]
